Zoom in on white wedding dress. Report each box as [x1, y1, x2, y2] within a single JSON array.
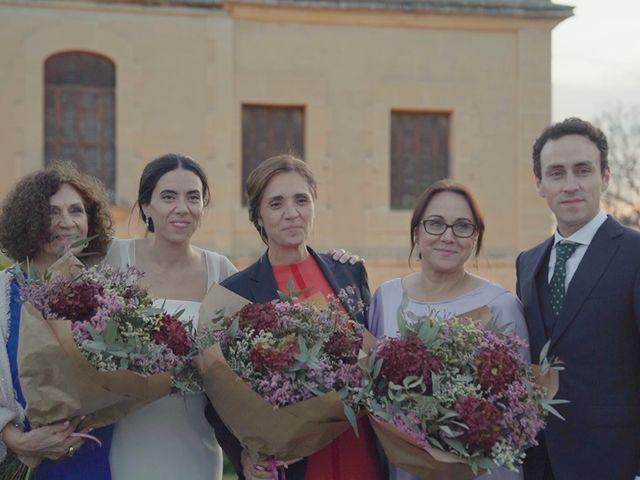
[[104, 239, 237, 480]]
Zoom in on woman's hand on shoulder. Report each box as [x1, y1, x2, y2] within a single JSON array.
[[328, 249, 363, 265], [1, 417, 88, 461]]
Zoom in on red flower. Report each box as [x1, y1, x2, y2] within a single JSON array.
[[325, 329, 361, 364], [377, 337, 442, 386], [249, 335, 299, 372], [239, 303, 279, 332], [49, 279, 103, 321], [152, 314, 192, 355], [475, 348, 520, 393], [454, 396, 503, 450]]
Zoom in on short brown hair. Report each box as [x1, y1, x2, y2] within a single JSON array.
[[409, 179, 485, 261], [0, 162, 114, 263], [246, 154, 317, 245], [532, 117, 609, 179]]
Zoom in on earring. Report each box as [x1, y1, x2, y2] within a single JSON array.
[[145, 216, 151, 229]]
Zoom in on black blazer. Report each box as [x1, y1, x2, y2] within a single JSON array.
[[205, 247, 371, 479], [516, 216, 640, 480]]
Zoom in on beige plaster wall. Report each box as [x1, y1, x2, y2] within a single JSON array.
[[0, 0, 562, 291]]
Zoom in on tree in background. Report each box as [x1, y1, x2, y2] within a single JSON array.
[[595, 105, 640, 228]]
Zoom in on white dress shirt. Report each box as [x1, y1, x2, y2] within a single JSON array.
[[547, 210, 608, 291]]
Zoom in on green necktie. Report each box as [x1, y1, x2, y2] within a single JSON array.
[[549, 242, 580, 316]]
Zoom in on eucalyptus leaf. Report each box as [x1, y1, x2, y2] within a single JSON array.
[[82, 340, 108, 352], [427, 436, 444, 450], [542, 402, 567, 421], [298, 337, 309, 355], [343, 404, 359, 437], [309, 340, 323, 358], [103, 319, 119, 344], [86, 324, 103, 342], [475, 457, 499, 470], [539, 340, 551, 364], [373, 358, 384, 379], [227, 317, 239, 337], [442, 437, 468, 457]]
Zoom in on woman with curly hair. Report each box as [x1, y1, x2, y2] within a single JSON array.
[[0, 162, 115, 479]]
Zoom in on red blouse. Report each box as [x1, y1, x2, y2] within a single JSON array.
[[272, 256, 383, 480]]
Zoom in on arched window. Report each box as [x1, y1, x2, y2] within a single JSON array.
[[45, 52, 116, 196]]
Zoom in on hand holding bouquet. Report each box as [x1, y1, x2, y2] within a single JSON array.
[[361, 304, 564, 479]]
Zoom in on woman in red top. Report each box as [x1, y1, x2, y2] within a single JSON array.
[[205, 154, 384, 480]]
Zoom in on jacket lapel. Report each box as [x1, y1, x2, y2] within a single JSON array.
[[521, 237, 554, 355], [309, 249, 364, 323], [549, 217, 622, 348], [310, 249, 338, 290], [248, 252, 279, 303]]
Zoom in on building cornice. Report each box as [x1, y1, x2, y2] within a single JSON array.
[[225, 0, 573, 18], [1, 0, 573, 18]]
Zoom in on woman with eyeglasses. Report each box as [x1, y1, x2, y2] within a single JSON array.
[[368, 179, 529, 480]]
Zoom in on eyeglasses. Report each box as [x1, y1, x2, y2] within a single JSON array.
[[421, 219, 477, 238]]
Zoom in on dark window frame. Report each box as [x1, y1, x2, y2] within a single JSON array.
[[44, 51, 116, 197], [241, 104, 306, 206], [390, 110, 451, 210]]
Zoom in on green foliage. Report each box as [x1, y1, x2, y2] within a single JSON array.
[[0, 254, 10, 271], [0, 452, 30, 480]]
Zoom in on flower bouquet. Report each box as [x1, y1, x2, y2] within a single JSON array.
[[15, 253, 198, 433], [361, 303, 564, 479], [196, 282, 371, 465]]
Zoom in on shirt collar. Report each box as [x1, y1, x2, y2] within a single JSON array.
[[553, 210, 608, 247]]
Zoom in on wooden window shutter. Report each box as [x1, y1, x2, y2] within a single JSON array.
[[241, 105, 305, 205], [45, 52, 116, 197], [390, 111, 450, 209]]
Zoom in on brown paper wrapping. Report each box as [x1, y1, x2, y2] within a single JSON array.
[[369, 416, 477, 480], [196, 343, 351, 460], [18, 256, 172, 429], [196, 284, 355, 460]]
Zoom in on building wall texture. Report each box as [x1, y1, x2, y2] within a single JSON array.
[[0, 0, 571, 290]]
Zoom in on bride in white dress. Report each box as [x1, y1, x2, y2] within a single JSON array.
[[104, 154, 237, 480]]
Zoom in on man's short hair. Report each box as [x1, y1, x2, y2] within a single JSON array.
[[532, 117, 609, 179]]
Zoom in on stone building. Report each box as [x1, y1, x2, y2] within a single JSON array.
[[0, 0, 572, 288]]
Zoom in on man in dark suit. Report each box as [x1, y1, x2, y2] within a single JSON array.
[[516, 117, 640, 480]]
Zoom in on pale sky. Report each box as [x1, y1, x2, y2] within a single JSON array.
[[552, 0, 640, 122]]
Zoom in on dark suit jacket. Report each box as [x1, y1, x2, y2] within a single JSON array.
[[205, 247, 371, 479], [516, 216, 640, 480]]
